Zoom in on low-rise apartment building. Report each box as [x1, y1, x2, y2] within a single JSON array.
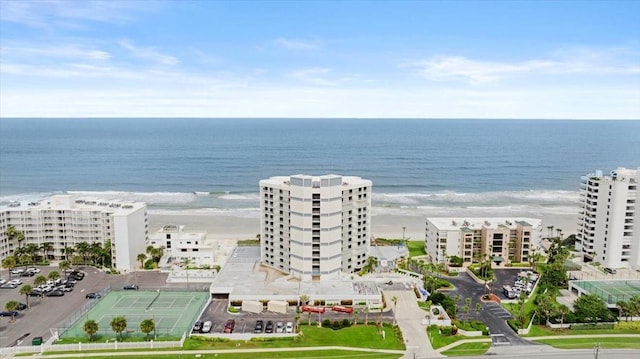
[[425, 217, 542, 266], [0, 194, 147, 271], [148, 224, 214, 267]]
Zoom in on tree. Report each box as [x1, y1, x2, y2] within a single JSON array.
[[90, 241, 105, 266], [617, 300, 630, 322], [34, 275, 47, 288], [137, 253, 147, 269], [41, 242, 54, 261], [5, 300, 19, 321], [59, 260, 71, 278], [464, 297, 472, 318], [517, 293, 527, 327], [449, 255, 463, 267], [630, 295, 640, 317], [19, 284, 33, 309], [475, 302, 483, 318], [391, 295, 398, 326], [2, 256, 16, 278], [103, 239, 113, 268], [23, 243, 40, 263], [535, 291, 556, 324], [146, 245, 165, 264], [573, 294, 614, 324], [5, 225, 25, 255], [76, 241, 91, 264], [48, 270, 60, 282], [299, 294, 309, 308], [110, 316, 127, 340], [64, 246, 75, 261], [84, 320, 99, 341], [364, 306, 370, 325], [556, 304, 569, 326], [140, 319, 155, 341]]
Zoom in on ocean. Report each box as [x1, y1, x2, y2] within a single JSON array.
[[1, 118, 639, 220]]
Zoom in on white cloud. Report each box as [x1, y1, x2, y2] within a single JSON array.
[[118, 40, 179, 66], [0, 0, 140, 28], [1, 44, 111, 61], [273, 38, 320, 50], [404, 47, 640, 84]]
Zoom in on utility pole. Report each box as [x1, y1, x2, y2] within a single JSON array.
[[594, 342, 600, 359]]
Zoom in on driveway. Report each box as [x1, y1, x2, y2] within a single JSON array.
[[445, 272, 534, 346], [384, 290, 442, 359]]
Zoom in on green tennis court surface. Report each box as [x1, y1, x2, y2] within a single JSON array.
[[571, 280, 640, 305], [62, 290, 209, 339]]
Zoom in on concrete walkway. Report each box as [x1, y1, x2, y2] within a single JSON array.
[[384, 290, 443, 358]]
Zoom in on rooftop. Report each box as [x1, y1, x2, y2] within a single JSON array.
[[427, 217, 542, 231]]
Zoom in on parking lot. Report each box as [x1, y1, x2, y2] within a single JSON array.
[[0, 266, 189, 348], [491, 268, 539, 300]]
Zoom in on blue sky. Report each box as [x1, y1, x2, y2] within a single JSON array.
[[0, 0, 638, 118]]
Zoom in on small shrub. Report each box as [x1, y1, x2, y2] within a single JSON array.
[[228, 307, 239, 313], [322, 319, 331, 328], [144, 259, 155, 270], [342, 318, 351, 328], [332, 320, 342, 330]]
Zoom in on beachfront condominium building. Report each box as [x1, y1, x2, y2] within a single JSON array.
[[424, 217, 542, 266], [0, 195, 147, 271], [576, 167, 639, 269], [260, 174, 372, 281]]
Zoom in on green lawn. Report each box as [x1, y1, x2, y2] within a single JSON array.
[[407, 241, 426, 257], [37, 351, 402, 359], [427, 326, 468, 349], [524, 324, 640, 337], [441, 342, 491, 357], [186, 325, 404, 351], [534, 337, 640, 349]]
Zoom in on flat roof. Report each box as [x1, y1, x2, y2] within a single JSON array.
[[211, 246, 381, 301], [427, 217, 541, 231]]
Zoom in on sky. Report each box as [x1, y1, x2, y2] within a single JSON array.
[[0, 0, 639, 119]]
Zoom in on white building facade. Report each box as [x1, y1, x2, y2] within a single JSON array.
[[260, 174, 372, 281], [0, 195, 147, 271], [576, 168, 639, 269], [148, 225, 213, 267], [425, 217, 542, 266]]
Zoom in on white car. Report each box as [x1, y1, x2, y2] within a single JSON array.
[[27, 267, 41, 273], [8, 279, 22, 285], [10, 269, 24, 275], [201, 321, 212, 333], [276, 321, 284, 333], [285, 322, 293, 333]]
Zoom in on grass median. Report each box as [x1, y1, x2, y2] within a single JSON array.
[[533, 337, 640, 349], [441, 342, 491, 357]]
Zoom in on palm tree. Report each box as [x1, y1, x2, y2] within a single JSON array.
[[5, 225, 25, 255], [41, 242, 54, 261], [64, 246, 75, 261], [140, 319, 155, 341], [137, 253, 147, 269], [23, 243, 40, 263], [19, 284, 33, 309], [84, 320, 99, 341], [475, 302, 482, 318], [33, 275, 47, 288], [299, 294, 309, 308], [556, 304, 569, 326], [364, 306, 370, 325], [76, 241, 91, 264], [2, 256, 16, 279], [617, 300, 630, 322], [110, 316, 127, 341], [48, 270, 60, 283], [89, 242, 104, 266], [391, 295, 398, 326], [59, 260, 71, 278], [5, 301, 19, 322], [103, 239, 113, 268]]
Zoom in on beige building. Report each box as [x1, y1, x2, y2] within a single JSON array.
[[0, 194, 147, 271], [259, 174, 372, 281], [576, 168, 639, 269], [148, 225, 213, 267], [424, 217, 542, 266]]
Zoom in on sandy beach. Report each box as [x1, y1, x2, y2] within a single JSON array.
[[148, 210, 579, 243]]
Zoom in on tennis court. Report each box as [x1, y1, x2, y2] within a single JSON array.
[[62, 290, 209, 339], [570, 280, 640, 305]]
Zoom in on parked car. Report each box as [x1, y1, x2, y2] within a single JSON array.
[[202, 321, 213, 333], [17, 302, 27, 310], [27, 267, 41, 273], [46, 290, 64, 297], [254, 320, 264, 333], [224, 319, 235, 333], [10, 269, 24, 275], [276, 321, 284, 333], [0, 283, 17, 289], [604, 267, 617, 275], [123, 284, 139, 290], [0, 311, 19, 317], [28, 290, 44, 297], [285, 322, 294, 333], [85, 292, 101, 299], [20, 271, 35, 277], [264, 320, 273, 333], [192, 321, 203, 332]]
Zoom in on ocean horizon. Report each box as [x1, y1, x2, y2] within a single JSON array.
[[1, 118, 639, 220]]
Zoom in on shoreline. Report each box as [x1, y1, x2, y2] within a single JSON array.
[[148, 211, 578, 242]]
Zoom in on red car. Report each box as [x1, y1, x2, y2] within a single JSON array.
[[301, 305, 326, 314], [224, 319, 235, 333], [331, 305, 354, 314]]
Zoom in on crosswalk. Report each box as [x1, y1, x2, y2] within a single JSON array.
[[485, 302, 513, 320]]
